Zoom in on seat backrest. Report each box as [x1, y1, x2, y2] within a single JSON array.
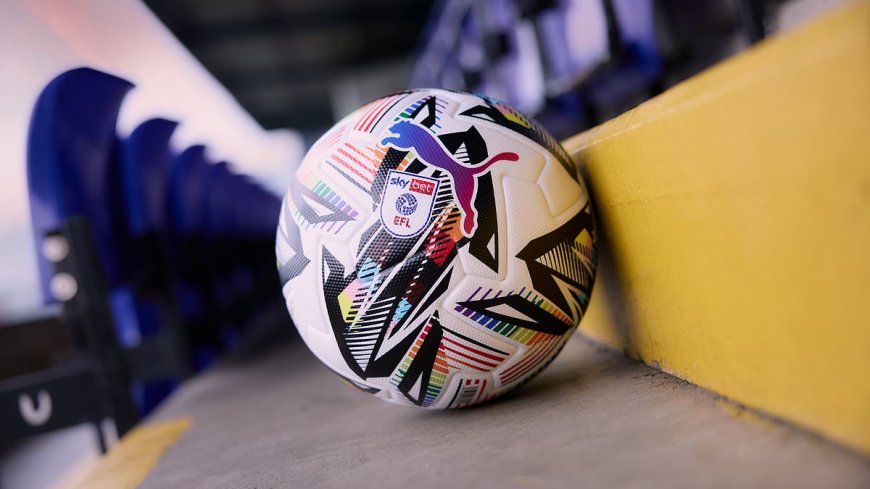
[[119, 118, 179, 239], [537, 0, 610, 82], [233, 178, 280, 240], [230, 177, 253, 239], [28, 68, 134, 302], [169, 145, 210, 240], [611, 0, 659, 67], [254, 187, 281, 239], [480, 0, 546, 113], [202, 161, 235, 240]]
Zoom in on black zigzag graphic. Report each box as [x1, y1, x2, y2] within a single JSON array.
[[460, 101, 576, 180], [321, 247, 361, 376], [278, 199, 310, 284], [323, 217, 457, 380], [409, 95, 438, 128], [456, 293, 572, 336], [438, 126, 488, 165], [516, 204, 596, 322], [397, 312, 444, 405], [356, 245, 456, 378], [436, 125, 499, 269], [465, 172, 498, 271], [406, 268, 453, 327]]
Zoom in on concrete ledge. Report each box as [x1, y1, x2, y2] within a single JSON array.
[[122, 340, 870, 487], [565, 1, 870, 455]]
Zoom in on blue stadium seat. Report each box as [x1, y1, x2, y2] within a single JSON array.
[[202, 161, 235, 239], [118, 118, 192, 412], [119, 118, 178, 241], [168, 145, 226, 366], [26, 67, 140, 434], [18, 66, 289, 445], [480, 0, 546, 113], [169, 145, 210, 244], [29, 69, 197, 416], [456, 10, 487, 94], [28, 67, 134, 304], [201, 161, 245, 348], [581, 0, 662, 121], [27, 68, 146, 347], [536, 0, 609, 89]]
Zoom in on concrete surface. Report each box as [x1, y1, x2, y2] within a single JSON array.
[[136, 336, 870, 489]]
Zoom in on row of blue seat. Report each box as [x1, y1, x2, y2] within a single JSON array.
[[413, 0, 758, 139], [30, 68, 278, 299], [21, 67, 281, 430], [412, 0, 660, 136]]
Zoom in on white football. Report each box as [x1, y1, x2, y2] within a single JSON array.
[[276, 89, 597, 408]]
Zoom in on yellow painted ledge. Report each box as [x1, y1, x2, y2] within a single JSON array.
[[566, 2, 870, 454], [70, 418, 191, 489]]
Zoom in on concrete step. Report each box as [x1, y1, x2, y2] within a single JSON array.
[[73, 337, 870, 489]]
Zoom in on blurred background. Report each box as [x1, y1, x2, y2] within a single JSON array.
[[0, 0, 849, 488]]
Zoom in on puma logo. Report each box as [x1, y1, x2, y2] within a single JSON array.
[[381, 120, 518, 236]]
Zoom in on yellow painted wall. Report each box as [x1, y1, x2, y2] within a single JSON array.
[[566, 2, 870, 454]]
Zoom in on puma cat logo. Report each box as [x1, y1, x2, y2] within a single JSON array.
[[381, 120, 518, 237]]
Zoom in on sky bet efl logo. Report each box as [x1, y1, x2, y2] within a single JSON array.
[[380, 170, 439, 237]]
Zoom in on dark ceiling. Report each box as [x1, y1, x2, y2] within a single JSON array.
[[145, 0, 435, 134]]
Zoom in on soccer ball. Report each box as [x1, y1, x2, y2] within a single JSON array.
[[276, 89, 597, 408]]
